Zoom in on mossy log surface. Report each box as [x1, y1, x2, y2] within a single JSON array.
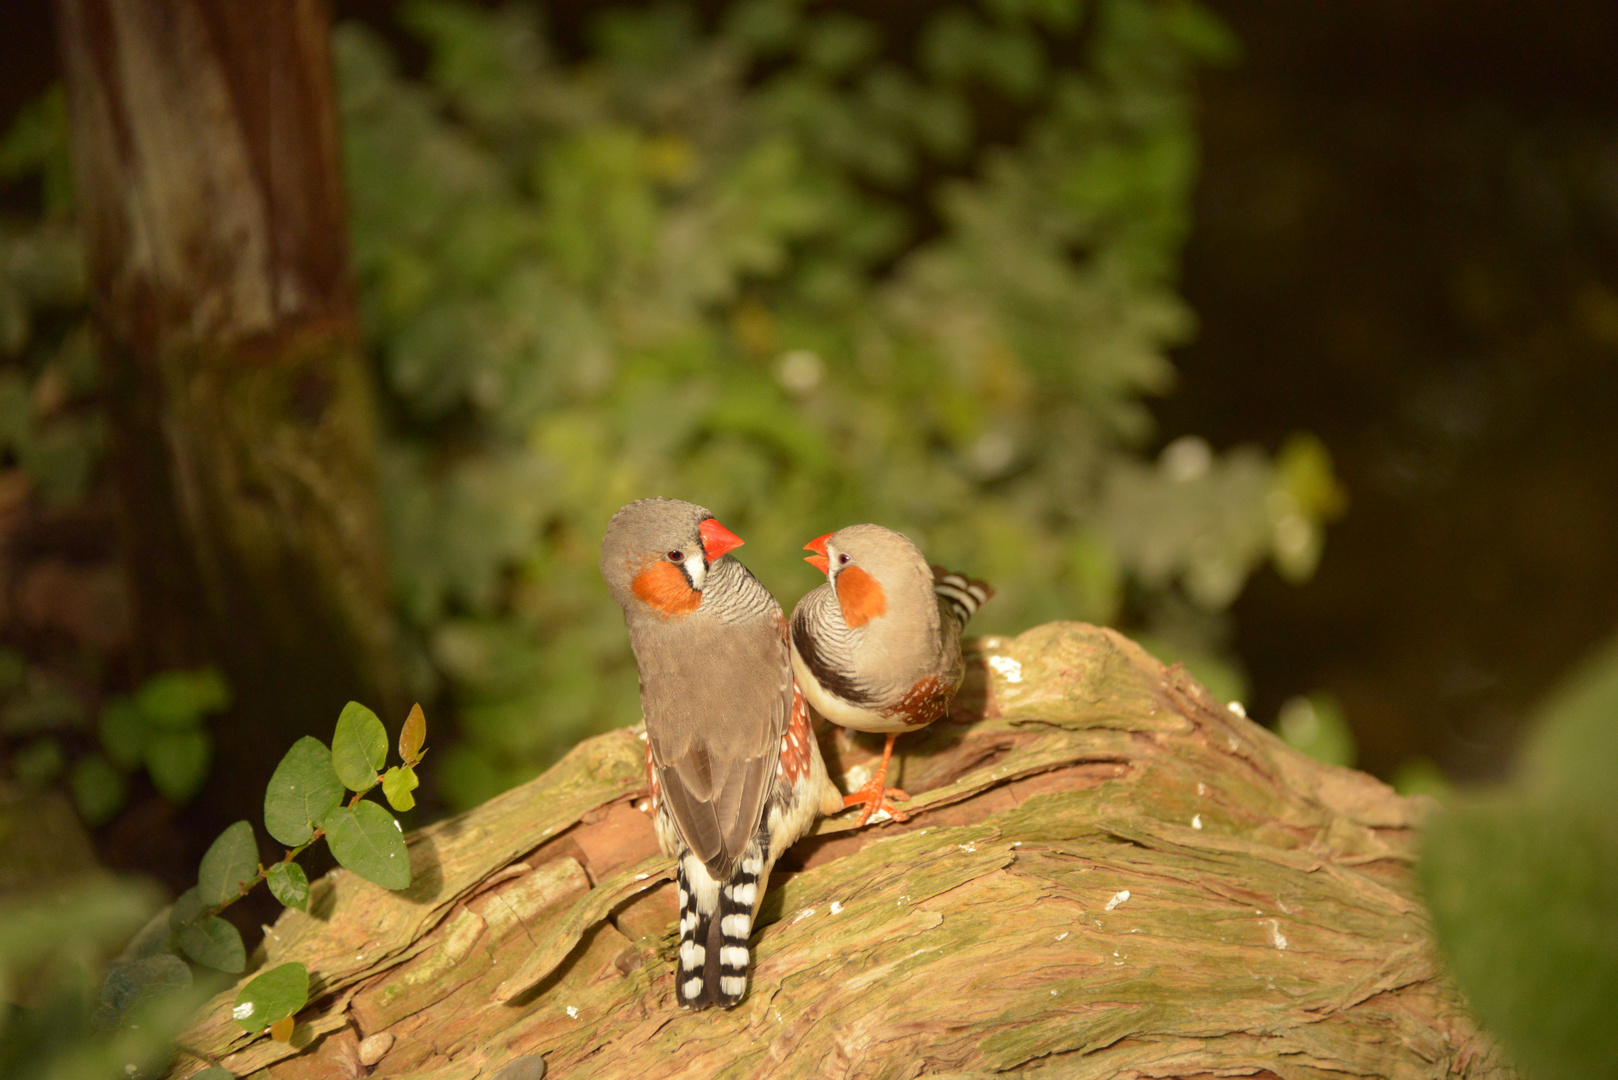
[[175, 623, 1513, 1080]]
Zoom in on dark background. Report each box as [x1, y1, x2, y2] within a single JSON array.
[[5, 0, 1616, 786]]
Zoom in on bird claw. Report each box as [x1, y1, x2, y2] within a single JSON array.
[[842, 782, 911, 826]]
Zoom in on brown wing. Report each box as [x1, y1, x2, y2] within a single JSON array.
[[632, 609, 791, 882]]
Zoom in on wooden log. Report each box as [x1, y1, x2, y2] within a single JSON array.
[[173, 623, 1515, 1079]]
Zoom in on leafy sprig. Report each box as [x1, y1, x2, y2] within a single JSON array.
[[101, 702, 428, 1056]]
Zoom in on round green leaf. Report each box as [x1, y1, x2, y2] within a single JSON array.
[[70, 753, 128, 827], [321, 800, 411, 890], [96, 953, 192, 1030], [233, 961, 308, 1033], [168, 886, 205, 930], [332, 701, 388, 791], [178, 915, 245, 972], [264, 736, 344, 847], [145, 727, 211, 803], [198, 820, 260, 907], [135, 668, 230, 730], [266, 861, 310, 912], [382, 764, 419, 812], [98, 698, 148, 769]]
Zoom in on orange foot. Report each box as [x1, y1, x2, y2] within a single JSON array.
[[842, 733, 910, 826], [843, 780, 910, 826]]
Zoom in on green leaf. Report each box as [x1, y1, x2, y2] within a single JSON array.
[[1275, 694, 1356, 768], [1420, 633, 1618, 1080], [98, 697, 148, 769], [265, 861, 310, 912], [96, 953, 192, 1031], [233, 961, 308, 1033], [168, 886, 205, 930], [145, 727, 211, 803], [135, 668, 231, 730], [382, 764, 419, 812], [399, 702, 427, 763], [264, 736, 345, 846], [13, 736, 64, 787], [198, 820, 260, 906], [321, 800, 411, 890], [332, 701, 388, 791], [70, 752, 128, 826], [178, 915, 246, 972]]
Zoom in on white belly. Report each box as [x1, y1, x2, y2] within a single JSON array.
[[790, 647, 913, 735]]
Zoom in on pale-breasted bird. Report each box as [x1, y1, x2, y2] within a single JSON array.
[[600, 498, 841, 1010], [790, 524, 993, 825]]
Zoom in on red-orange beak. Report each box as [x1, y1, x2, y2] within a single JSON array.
[[803, 532, 832, 575], [699, 518, 745, 561]]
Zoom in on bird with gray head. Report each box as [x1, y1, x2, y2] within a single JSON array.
[[791, 523, 993, 825], [601, 497, 841, 1010]]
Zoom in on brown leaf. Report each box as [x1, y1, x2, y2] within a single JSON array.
[[399, 703, 426, 763]]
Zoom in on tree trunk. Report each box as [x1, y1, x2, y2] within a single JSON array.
[[54, 0, 400, 820], [171, 624, 1515, 1080]]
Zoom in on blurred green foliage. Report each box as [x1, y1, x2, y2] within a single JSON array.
[[0, 0, 1343, 813], [1419, 633, 1618, 1080], [1274, 691, 1355, 768], [339, 0, 1340, 806]]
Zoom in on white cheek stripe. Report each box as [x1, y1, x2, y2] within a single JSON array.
[[684, 553, 708, 591]]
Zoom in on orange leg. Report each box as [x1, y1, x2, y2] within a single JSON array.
[[842, 733, 911, 826]]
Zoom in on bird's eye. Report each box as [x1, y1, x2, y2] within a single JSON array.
[[838, 553, 851, 565], [667, 550, 685, 563]]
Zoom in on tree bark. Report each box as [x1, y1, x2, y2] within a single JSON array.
[[54, 0, 400, 818], [172, 624, 1515, 1080]]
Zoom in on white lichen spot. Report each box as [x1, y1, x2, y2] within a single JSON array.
[[829, 901, 844, 915], [1192, 814, 1203, 830], [1227, 735, 1240, 751], [1050, 989, 1058, 996], [958, 842, 977, 854], [637, 800, 650, 813], [1227, 700, 1247, 718], [634, 873, 648, 881], [566, 1005, 579, 1019], [988, 655, 1024, 683], [232, 1003, 255, 1021], [793, 908, 817, 924], [1197, 782, 1207, 796], [1268, 919, 1288, 950], [1104, 890, 1131, 911], [1056, 932, 1069, 941], [1009, 841, 1022, 848], [869, 808, 893, 824]]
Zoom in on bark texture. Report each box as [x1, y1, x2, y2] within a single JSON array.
[[175, 623, 1513, 1080], [54, 0, 399, 807]]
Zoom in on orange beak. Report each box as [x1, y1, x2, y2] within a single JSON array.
[[699, 517, 745, 561], [803, 532, 832, 575]]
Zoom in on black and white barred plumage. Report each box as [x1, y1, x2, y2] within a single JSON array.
[[931, 567, 993, 628]]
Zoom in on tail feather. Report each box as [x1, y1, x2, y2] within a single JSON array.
[[931, 565, 994, 627], [676, 840, 769, 1010]]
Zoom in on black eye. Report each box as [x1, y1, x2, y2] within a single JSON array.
[[838, 553, 851, 565], [667, 550, 684, 562]]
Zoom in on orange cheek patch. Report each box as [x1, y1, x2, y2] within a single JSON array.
[[835, 565, 887, 627], [632, 560, 701, 615]]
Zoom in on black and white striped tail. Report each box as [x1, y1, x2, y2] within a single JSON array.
[[675, 841, 767, 1010], [932, 566, 994, 627]]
